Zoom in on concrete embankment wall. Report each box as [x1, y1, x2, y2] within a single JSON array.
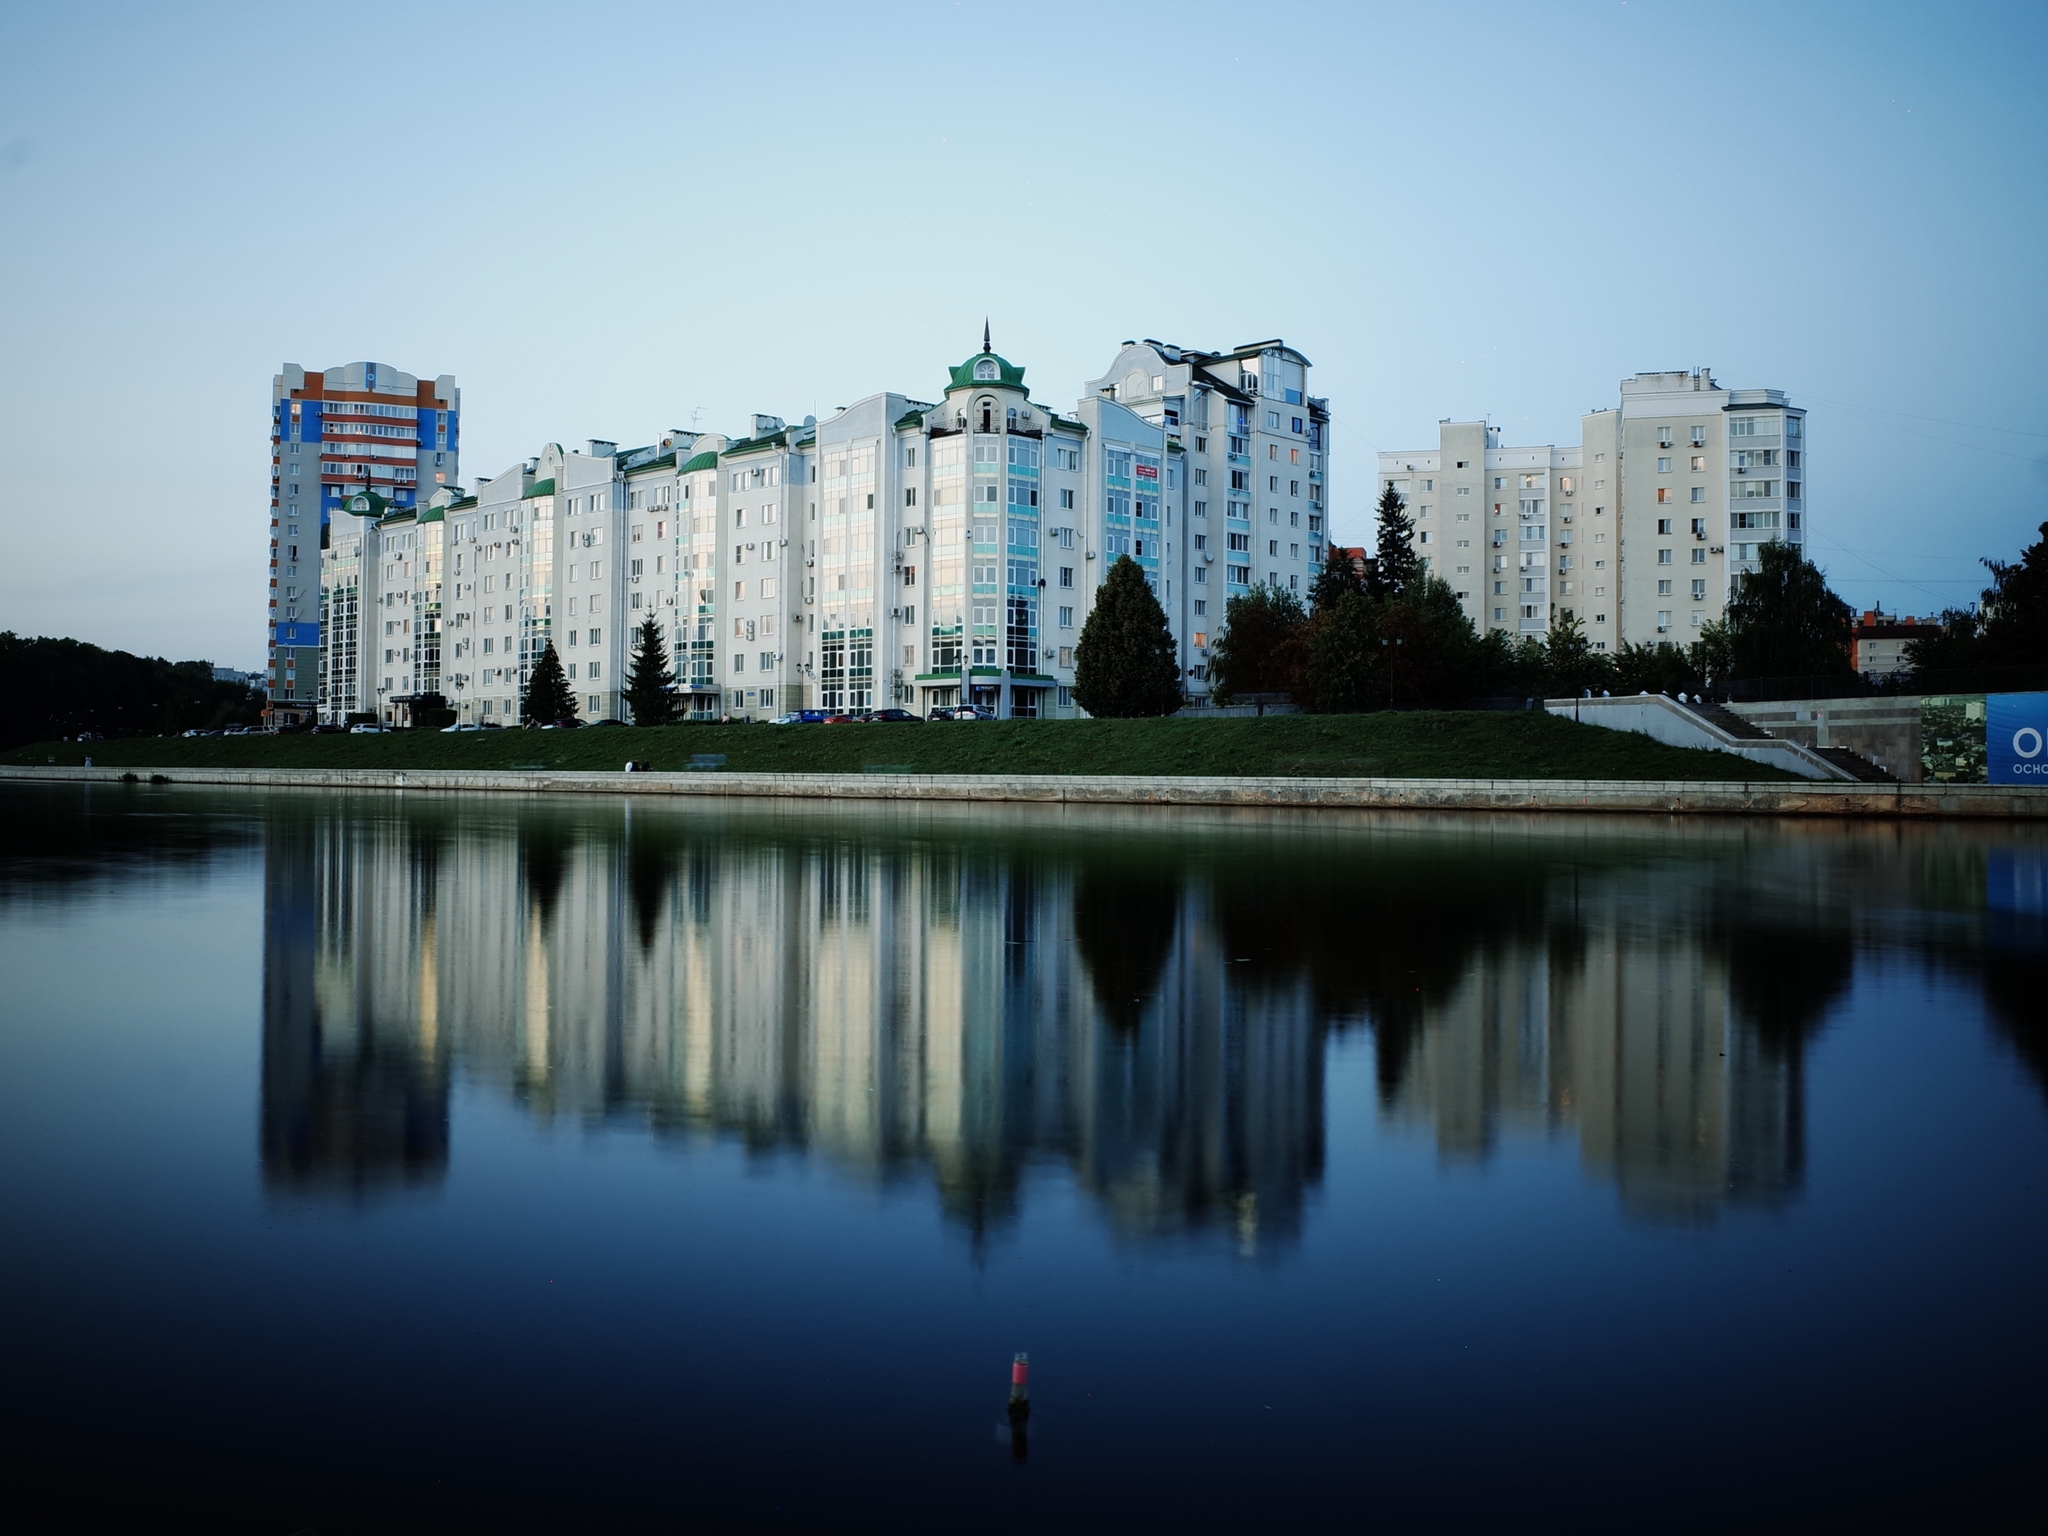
[[1542, 695, 1847, 780], [4, 765, 2044, 819]]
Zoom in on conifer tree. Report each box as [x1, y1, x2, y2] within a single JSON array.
[[623, 614, 676, 726], [1072, 555, 1184, 718], [521, 640, 577, 725], [1369, 483, 1418, 599]]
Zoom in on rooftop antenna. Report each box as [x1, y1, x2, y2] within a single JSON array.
[[689, 406, 704, 429], [983, 318, 991, 354]]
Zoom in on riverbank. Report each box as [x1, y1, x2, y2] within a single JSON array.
[[4, 764, 2041, 818], [3, 711, 1801, 782]]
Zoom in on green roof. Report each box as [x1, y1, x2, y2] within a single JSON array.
[[339, 489, 394, 518], [679, 450, 719, 474], [446, 496, 479, 511], [895, 409, 927, 433], [416, 505, 444, 524], [625, 452, 677, 476], [523, 478, 555, 498], [722, 430, 786, 457], [946, 350, 1030, 397]]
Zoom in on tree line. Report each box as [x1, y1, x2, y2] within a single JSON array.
[[0, 633, 265, 749], [1068, 491, 2048, 717]]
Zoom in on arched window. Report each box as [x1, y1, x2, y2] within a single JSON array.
[[974, 358, 998, 381], [1006, 406, 1018, 429], [980, 398, 993, 433]]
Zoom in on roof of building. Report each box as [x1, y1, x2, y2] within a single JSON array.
[[339, 490, 395, 519], [946, 349, 1030, 397], [523, 478, 555, 498], [625, 451, 677, 476], [722, 430, 787, 457], [679, 450, 719, 474]]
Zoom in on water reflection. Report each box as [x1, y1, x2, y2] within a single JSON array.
[[223, 793, 2045, 1237]]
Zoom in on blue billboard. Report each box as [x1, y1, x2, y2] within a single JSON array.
[[1987, 692, 2048, 784], [272, 621, 320, 648]]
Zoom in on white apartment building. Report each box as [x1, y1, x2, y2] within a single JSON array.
[[1380, 370, 1805, 650], [321, 335, 1329, 724]]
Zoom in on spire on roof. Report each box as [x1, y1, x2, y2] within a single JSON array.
[[982, 319, 991, 355]]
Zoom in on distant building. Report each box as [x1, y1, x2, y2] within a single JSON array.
[[1852, 610, 1935, 676], [271, 362, 459, 721], [1379, 370, 1806, 651], [211, 666, 262, 688]]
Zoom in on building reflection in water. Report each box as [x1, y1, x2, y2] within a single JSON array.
[[257, 800, 1955, 1233]]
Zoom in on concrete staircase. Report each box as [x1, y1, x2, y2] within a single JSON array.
[[1680, 699, 1896, 781], [1812, 746, 1897, 783]]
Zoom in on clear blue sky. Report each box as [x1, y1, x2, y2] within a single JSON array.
[[2, 0, 2044, 666]]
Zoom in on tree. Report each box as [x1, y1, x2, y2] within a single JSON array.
[[1205, 583, 1307, 704], [521, 640, 577, 725], [1368, 482, 1418, 599], [1072, 555, 1183, 717], [1722, 540, 1854, 680], [1308, 542, 1365, 612], [623, 614, 677, 726], [1613, 638, 1702, 695], [1303, 590, 1381, 713], [1906, 520, 2048, 672], [1542, 609, 1614, 696]]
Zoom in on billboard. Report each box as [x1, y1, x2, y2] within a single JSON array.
[[1920, 695, 1986, 782], [1987, 691, 2048, 785], [273, 621, 320, 648]]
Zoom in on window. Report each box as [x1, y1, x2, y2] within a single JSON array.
[[1691, 580, 1707, 600], [1269, 475, 1279, 492], [1058, 606, 1073, 628], [1194, 600, 1206, 616], [1266, 411, 1280, 429], [1657, 488, 1674, 504], [1657, 457, 1671, 473], [1193, 501, 1206, 518], [1268, 539, 1279, 556], [1658, 548, 1673, 565], [1657, 518, 1674, 535], [1691, 486, 1705, 503], [1059, 567, 1073, 588], [1692, 548, 1707, 565], [1658, 579, 1673, 595]]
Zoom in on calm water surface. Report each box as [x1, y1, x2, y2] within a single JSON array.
[[1, 783, 2044, 1533]]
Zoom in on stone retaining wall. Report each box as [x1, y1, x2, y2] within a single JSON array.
[[4, 765, 2043, 819]]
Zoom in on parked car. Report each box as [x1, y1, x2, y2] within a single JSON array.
[[539, 718, 585, 730], [867, 708, 924, 724], [935, 705, 996, 721], [310, 723, 345, 734], [591, 718, 626, 728], [821, 713, 865, 725], [441, 722, 483, 733], [222, 726, 254, 736], [479, 721, 504, 730], [349, 724, 384, 734], [771, 709, 832, 725]]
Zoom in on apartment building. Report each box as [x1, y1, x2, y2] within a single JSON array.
[[271, 362, 458, 720], [320, 335, 1326, 725], [1380, 370, 1804, 650]]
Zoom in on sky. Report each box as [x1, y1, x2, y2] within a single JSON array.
[[1, 0, 2044, 667]]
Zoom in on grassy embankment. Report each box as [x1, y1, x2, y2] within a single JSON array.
[[2, 712, 1798, 782]]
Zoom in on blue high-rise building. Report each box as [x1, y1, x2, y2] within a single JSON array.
[[266, 362, 459, 719]]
